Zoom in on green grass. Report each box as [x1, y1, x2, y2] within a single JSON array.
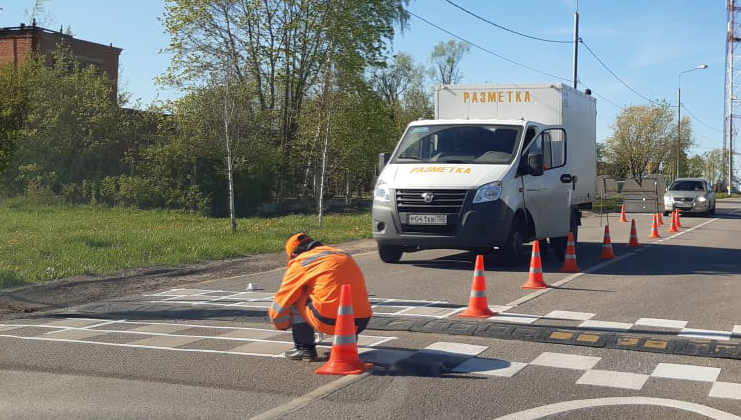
[[0, 198, 371, 288]]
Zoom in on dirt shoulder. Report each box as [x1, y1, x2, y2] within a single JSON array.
[[0, 239, 379, 321]]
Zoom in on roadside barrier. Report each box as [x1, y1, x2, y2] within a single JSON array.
[[559, 232, 580, 273], [619, 205, 628, 222], [648, 214, 661, 239], [315, 284, 373, 375], [459, 255, 495, 318], [627, 219, 640, 247], [521, 240, 549, 289], [599, 225, 616, 259]]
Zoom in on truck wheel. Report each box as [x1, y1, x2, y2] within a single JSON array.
[[378, 245, 403, 263], [498, 220, 527, 266]]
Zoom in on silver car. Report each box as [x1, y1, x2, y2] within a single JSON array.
[[663, 177, 716, 216]]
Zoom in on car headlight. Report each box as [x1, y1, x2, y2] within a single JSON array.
[[664, 195, 673, 204], [696, 196, 707, 202], [374, 181, 391, 202], [473, 182, 503, 203]]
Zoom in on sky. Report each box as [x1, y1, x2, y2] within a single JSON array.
[[0, 0, 730, 158]]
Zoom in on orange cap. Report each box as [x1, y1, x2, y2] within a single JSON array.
[[285, 233, 311, 259]]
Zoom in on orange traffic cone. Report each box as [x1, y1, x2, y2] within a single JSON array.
[[521, 240, 548, 289], [559, 232, 580, 273], [675, 209, 683, 228], [619, 205, 628, 222], [648, 214, 661, 238], [599, 225, 616, 259], [668, 210, 679, 232], [315, 284, 373, 375], [459, 255, 494, 318], [657, 212, 664, 225], [627, 219, 640, 247]]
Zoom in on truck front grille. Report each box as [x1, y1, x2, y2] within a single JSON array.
[[395, 189, 467, 234]]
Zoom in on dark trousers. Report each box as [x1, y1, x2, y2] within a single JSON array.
[[291, 317, 370, 350]]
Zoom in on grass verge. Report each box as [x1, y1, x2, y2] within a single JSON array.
[[0, 198, 371, 288]]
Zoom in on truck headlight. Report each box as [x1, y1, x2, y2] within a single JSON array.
[[473, 182, 503, 203], [374, 181, 391, 202]]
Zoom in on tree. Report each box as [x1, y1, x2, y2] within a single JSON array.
[[604, 103, 693, 184], [161, 0, 409, 203], [370, 53, 432, 138], [0, 63, 32, 177], [686, 149, 725, 185], [429, 40, 470, 85]]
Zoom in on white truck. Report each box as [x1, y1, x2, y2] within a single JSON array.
[[372, 83, 597, 264]]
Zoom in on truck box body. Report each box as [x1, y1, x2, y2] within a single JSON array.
[[372, 83, 597, 264], [435, 83, 597, 205]]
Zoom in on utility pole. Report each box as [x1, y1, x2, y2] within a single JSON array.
[[572, 1, 579, 89], [725, 0, 740, 193]]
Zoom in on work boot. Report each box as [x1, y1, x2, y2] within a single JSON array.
[[284, 347, 318, 360]]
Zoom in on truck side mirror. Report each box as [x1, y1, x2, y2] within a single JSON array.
[[378, 152, 390, 173], [378, 152, 391, 175], [526, 153, 544, 176]]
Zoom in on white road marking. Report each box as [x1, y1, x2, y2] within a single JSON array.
[[529, 352, 601, 371], [652, 363, 721, 382], [506, 218, 718, 308], [492, 397, 741, 420], [634, 318, 688, 329], [487, 313, 540, 324], [679, 328, 733, 341], [422, 342, 488, 357], [452, 357, 527, 377], [709, 382, 741, 400], [545, 310, 595, 321], [576, 369, 650, 390], [577, 320, 633, 331]]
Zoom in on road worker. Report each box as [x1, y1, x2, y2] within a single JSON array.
[[269, 233, 373, 360]]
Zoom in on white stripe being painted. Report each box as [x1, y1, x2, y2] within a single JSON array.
[[492, 397, 741, 420], [506, 218, 718, 308], [0, 320, 396, 347]]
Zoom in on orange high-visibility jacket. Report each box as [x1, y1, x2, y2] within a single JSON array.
[[269, 246, 372, 335]]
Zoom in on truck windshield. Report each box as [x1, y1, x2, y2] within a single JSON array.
[[392, 124, 521, 164]]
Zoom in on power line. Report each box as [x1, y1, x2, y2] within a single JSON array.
[[579, 39, 661, 106], [444, 0, 572, 44], [680, 103, 724, 133], [408, 11, 571, 83]]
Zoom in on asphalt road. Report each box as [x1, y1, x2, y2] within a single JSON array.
[[0, 199, 740, 419]]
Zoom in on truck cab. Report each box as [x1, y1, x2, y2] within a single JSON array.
[[372, 84, 596, 264]]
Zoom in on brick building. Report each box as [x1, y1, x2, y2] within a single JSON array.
[[0, 22, 122, 98]]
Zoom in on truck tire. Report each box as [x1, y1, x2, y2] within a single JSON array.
[[378, 245, 403, 263], [498, 218, 527, 266]]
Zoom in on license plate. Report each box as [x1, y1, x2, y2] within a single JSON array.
[[408, 214, 447, 225]]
